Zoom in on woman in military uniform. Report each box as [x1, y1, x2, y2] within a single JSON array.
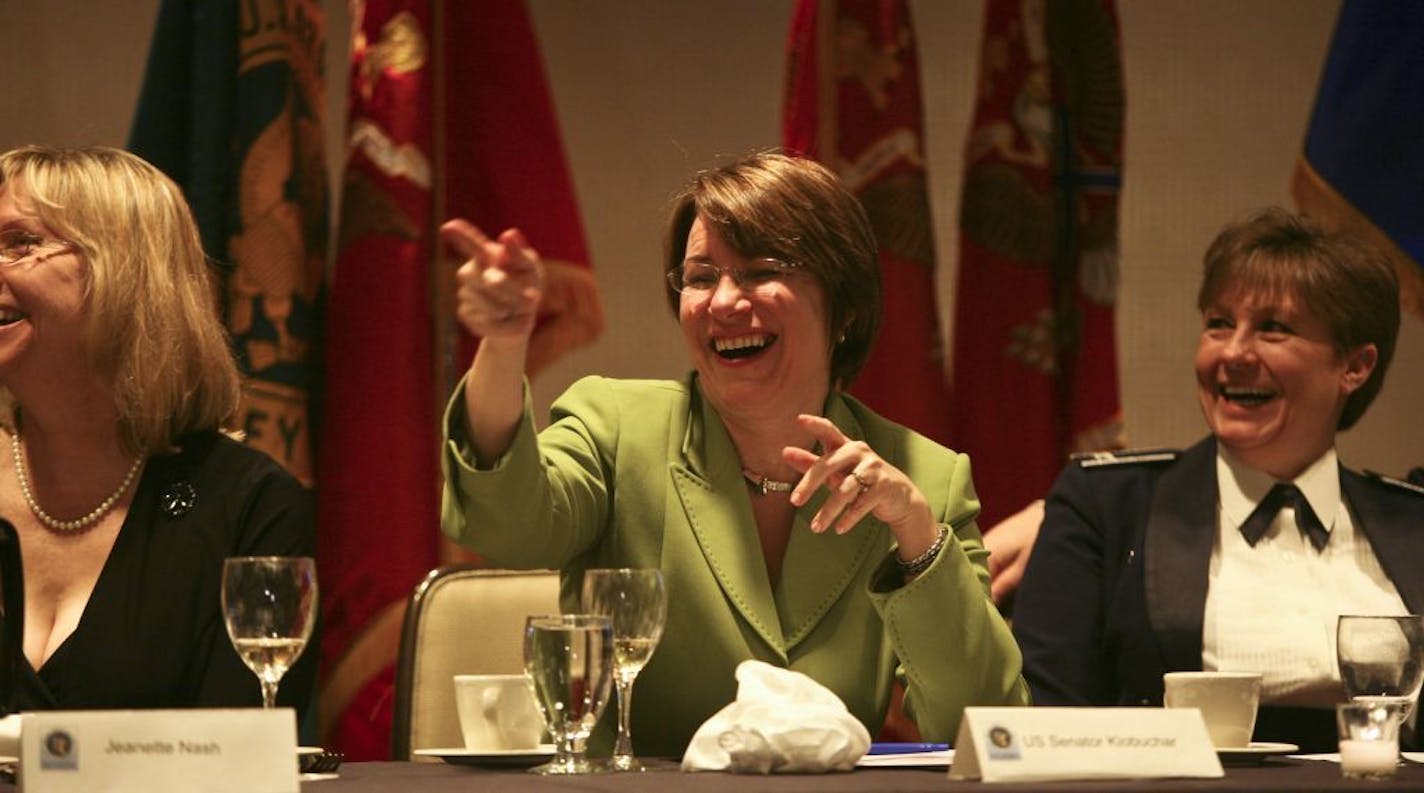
[[1012, 208, 1421, 752]]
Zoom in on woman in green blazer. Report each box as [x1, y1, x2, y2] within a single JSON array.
[[440, 152, 1028, 757]]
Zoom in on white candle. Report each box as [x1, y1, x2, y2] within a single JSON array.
[[1339, 739, 1397, 777]]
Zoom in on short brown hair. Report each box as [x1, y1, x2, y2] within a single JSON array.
[[1197, 207, 1399, 430], [663, 151, 881, 388], [0, 145, 241, 453]]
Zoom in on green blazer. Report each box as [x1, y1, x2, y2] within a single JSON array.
[[441, 374, 1028, 756]]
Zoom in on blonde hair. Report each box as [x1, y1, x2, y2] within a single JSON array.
[[0, 145, 241, 454]]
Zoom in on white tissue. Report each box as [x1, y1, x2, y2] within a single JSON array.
[[681, 660, 871, 773]]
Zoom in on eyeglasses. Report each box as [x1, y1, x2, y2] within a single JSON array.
[[666, 258, 801, 295], [0, 227, 75, 266]]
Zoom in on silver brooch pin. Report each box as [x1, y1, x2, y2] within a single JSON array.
[[161, 481, 198, 519]]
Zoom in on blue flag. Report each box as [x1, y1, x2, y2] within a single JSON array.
[[1293, 0, 1424, 316], [129, 0, 327, 482]]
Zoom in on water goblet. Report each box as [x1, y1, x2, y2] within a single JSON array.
[[221, 556, 317, 709], [523, 614, 615, 775], [1336, 615, 1424, 720], [581, 568, 667, 772]]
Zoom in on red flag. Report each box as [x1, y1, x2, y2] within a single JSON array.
[[783, 0, 953, 447], [443, 0, 603, 378], [317, 0, 439, 760], [317, 0, 600, 759], [783, 0, 952, 744], [949, 0, 1125, 526]]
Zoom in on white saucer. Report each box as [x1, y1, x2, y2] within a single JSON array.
[[1217, 742, 1298, 765], [413, 745, 556, 767], [297, 746, 323, 757]]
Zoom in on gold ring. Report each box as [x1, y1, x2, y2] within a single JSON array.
[[851, 471, 871, 494]]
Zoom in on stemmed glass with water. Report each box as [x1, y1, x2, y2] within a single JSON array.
[[581, 568, 667, 772], [221, 556, 318, 709], [1337, 613, 1423, 758], [523, 614, 615, 774], [1337, 615, 1424, 717]]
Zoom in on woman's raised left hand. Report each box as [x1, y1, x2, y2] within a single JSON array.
[[783, 415, 939, 556]]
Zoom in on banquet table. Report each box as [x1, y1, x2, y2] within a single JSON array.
[[287, 757, 1424, 793]]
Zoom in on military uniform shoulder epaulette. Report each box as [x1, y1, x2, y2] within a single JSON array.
[[1071, 448, 1181, 469], [1363, 470, 1424, 497]]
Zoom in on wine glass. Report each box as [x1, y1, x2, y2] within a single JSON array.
[[523, 614, 615, 774], [221, 556, 317, 709], [1337, 615, 1424, 721], [581, 568, 667, 772]]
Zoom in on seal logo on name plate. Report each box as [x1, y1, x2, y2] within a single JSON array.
[[41, 729, 78, 770], [986, 725, 1021, 760]]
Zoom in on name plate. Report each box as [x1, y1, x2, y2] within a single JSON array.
[[20, 708, 298, 793], [949, 707, 1222, 783]]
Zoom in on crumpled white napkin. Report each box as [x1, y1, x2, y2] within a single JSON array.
[[681, 660, 871, 773]]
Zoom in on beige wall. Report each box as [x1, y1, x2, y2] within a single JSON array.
[[4, 0, 1419, 483]]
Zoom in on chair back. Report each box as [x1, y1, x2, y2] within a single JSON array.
[[391, 566, 560, 759]]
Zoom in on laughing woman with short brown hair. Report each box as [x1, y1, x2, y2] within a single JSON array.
[[440, 152, 1028, 755]]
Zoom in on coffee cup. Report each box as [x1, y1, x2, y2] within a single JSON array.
[[453, 674, 543, 751], [1162, 671, 1262, 748]]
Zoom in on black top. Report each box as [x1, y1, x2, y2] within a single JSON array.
[[13, 431, 316, 717], [1013, 437, 1424, 753]]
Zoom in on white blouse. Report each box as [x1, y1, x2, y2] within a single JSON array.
[[1202, 447, 1408, 708]]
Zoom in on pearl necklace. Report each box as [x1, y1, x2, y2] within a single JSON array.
[[10, 430, 144, 532]]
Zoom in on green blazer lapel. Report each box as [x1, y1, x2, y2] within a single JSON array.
[[670, 382, 785, 658], [776, 393, 886, 652]]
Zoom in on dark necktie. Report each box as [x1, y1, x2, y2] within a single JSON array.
[[1239, 483, 1329, 551]]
